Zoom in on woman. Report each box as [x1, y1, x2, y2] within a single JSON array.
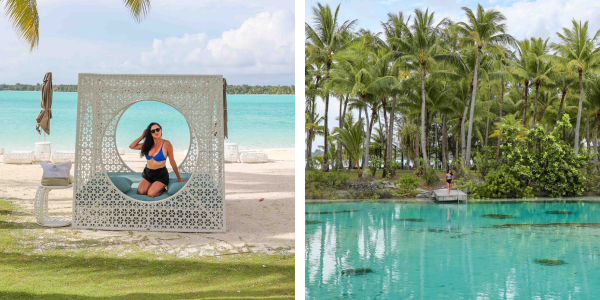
[[446, 170, 453, 195], [129, 122, 187, 198]]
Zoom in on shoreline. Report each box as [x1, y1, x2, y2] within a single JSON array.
[[0, 148, 295, 256]]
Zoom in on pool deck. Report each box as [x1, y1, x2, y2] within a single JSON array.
[[433, 189, 467, 202]]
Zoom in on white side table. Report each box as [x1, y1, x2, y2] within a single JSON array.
[[34, 142, 52, 162], [34, 184, 72, 227]]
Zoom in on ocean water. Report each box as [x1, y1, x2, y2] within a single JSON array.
[[0, 91, 293, 152], [306, 201, 600, 299]]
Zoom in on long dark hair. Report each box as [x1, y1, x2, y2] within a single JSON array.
[[140, 122, 162, 158]]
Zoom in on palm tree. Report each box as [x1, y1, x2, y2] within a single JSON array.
[[523, 38, 554, 130], [305, 61, 325, 169], [333, 121, 365, 177], [4, 0, 151, 50], [457, 3, 514, 168], [390, 8, 447, 168], [306, 3, 357, 171], [585, 74, 600, 166], [551, 19, 600, 155]]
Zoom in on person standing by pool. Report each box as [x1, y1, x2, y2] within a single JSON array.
[[446, 170, 453, 195]]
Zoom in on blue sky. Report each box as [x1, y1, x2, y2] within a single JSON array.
[[306, 0, 600, 149], [0, 0, 294, 85]]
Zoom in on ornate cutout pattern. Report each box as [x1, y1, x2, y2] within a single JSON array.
[[72, 74, 225, 232]]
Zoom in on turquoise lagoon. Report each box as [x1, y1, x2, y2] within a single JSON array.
[[0, 91, 294, 152], [305, 201, 600, 299]]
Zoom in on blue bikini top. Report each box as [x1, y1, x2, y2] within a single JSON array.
[[145, 140, 166, 161]]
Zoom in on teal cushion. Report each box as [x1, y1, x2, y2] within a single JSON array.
[[106, 172, 192, 201], [167, 182, 187, 195], [111, 176, 133, 193]]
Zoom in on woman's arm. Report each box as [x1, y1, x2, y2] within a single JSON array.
[[129, 130, 146, 150], [166, 141, 187, 182]]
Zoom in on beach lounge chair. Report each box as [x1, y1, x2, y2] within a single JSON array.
[[4, 151, 35, 164], [71, 74, 226, 232]]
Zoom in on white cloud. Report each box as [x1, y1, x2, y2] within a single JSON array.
[[139, 10, 295, 74], [494, 0, 600, 42], [140, 33, 208, 66]]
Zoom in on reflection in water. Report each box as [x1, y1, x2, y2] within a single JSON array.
[[305, 202, 600, 299]]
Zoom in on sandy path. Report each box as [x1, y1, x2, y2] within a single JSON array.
[[0, 148, 295, 256]]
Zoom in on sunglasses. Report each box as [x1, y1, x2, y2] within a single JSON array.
[[151, 128, 161, 134]]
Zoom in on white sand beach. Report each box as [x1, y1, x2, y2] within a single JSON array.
[[0, 148, 295, 256]]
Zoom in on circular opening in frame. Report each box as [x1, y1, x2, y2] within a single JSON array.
[[107, 100, 193, 202]]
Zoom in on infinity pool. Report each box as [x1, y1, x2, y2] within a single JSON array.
[[305, 201, 600, 299]]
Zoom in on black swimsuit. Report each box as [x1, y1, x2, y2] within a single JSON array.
[[142, 165, 170, 186], [446, 175, 452, 184]]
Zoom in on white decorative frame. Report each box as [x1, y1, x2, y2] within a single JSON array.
[[72, 74, 225, 232]]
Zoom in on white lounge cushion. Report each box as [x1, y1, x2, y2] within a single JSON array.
[[41, 161, 73, 186]]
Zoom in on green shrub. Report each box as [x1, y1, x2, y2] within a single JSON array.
[[395, 176, 419, 191], [584, 169, 600, 195], [517, 114, 590, 197], [305, 171, 349, 189], [369, 157, 384, 177], [473, 146, 498, 180], [414, 159, 439, 186], [476, 165, 534, 199]]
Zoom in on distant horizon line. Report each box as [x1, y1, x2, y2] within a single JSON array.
[[0, 83, 295, 87]]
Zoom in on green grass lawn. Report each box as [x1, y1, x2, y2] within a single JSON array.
[[0, 200, 294, 299]]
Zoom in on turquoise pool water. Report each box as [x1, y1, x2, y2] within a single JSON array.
[[305, 201, 600, 299]]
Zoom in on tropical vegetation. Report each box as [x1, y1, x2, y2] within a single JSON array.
[[305, 2, 600, 199], [0, 83, 295, 94]]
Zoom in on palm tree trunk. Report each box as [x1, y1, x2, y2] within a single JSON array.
[[575, 69, 584, 156], [466, 47, 482, 169], [533, 82, 540, 151], [362, 102, 370, 175], [364, 107, 377, 175], [415, 126, 420, 170], [556, 87, 567, 123], [455, 134, 459, 166], [323, 96, 330, 172], [593, 111, 599, 166], [420, 63, 429, 167], [384, 97, 396, 178], [522, 80, 529, 126], [496, 79, 504, 162], [533, 82, 539, 129], [336, 95, 345, 170], [306, 99, 315, 170], [361, 103, 369, 170], [461, 85, 472, 164], [586, 114, 591, 155], [442, 113, 448, 171], [485, 87, 491, 147]]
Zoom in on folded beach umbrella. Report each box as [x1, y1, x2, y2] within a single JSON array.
[[36, 72, 53, 137]]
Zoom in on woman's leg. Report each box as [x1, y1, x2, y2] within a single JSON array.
[[447, 182, 450, 194], [147, 181, 167, 198], [137, 178, 151, 195]]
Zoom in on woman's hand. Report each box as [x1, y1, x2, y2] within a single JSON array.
[[178, 178, 188, 182], [141, 129, 147, 137]]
